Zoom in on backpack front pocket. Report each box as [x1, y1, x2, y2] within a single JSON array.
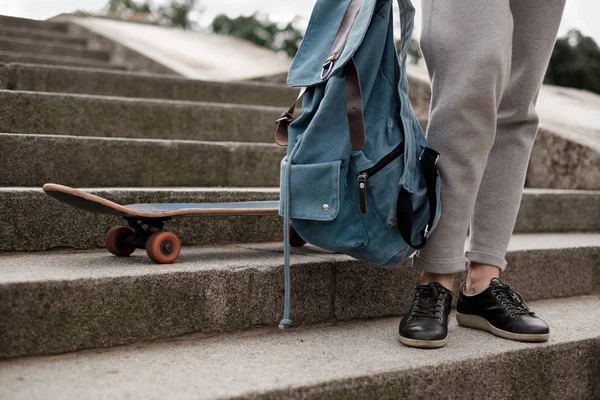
[[357, 147, 404, 228], [281, 159, 368, 253], [355, 140, 405, 228], [357, 141, 404, 213], [280, 159, 341, 221]]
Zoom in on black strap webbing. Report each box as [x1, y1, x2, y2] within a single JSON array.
[[396, 147, 440, 250]]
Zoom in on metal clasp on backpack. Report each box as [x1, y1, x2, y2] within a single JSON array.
[[321, 60, 335, 80], [423, 224, 431, 238]]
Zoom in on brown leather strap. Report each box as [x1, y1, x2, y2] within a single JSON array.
[[274, 87, 306, 146], [322, 0, 364, 79], [345, 58, 365, 151]]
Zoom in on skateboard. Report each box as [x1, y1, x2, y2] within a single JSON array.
[[43, 183, 306, 264]]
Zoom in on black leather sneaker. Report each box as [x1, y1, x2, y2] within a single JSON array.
[[399, 282, 453, 349], [456, 278, 549, 342]]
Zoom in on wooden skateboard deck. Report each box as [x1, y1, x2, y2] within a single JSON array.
[[42, 183, 305, 264], [42, 184, 280, 217]]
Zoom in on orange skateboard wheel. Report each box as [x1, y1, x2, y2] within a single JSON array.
[[145, 231, 181, 264], [105, 226, 136, 257], [288, 221, 306, 247]]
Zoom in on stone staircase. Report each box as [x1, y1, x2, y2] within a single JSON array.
[[0, 15, 127, 70], [0, 15, 599, 400]]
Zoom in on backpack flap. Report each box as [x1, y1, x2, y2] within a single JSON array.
[[287, 0, 377, 87]]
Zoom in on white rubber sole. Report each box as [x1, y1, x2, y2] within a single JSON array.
[[456, 312, 550, 342], [398, 335, 447, 349]]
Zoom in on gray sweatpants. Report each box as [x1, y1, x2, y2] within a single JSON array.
[[414, 0, 566, 274]]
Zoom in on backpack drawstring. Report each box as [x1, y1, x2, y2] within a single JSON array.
[[279, 157, 293, 329], [279, 137, 303, 329]]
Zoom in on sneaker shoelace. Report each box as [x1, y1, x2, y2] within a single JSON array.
[[492, 284, 535, 317], [410, 285, 446, 319]]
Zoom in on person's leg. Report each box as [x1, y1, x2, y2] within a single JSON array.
[[399, 0, 513, 349], [413, 0, 513, 284], [457, 0, 566, 343], [465, 0, 567, 294]]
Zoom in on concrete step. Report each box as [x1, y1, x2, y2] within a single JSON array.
[[0, 133, 284, 187], [4, 63, 297, 107], [0, 15, 68, 33], [0, 36, 110, 61], [1, 295, 598, 399], [0, 51, 127, 70], [0, 26, 87, 46], [0, 91, 282, 142], [0, 187, 597, 252], [528, 126, 600, 191], [0, 233, 598, 358], [513, 188, 600, 233]]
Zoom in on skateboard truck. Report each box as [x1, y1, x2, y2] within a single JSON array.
[[125, 218, 168, 247]]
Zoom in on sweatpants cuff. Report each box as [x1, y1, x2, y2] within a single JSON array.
[[413, 253, 468, 274], [465, 250, 507, 271]]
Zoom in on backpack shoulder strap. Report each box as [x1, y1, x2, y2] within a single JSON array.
[[274, 87, 306, 146]]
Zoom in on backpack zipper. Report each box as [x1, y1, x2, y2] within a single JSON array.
[[357, 142, 405, 213]]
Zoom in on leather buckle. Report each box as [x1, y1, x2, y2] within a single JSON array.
[[275, 112, 294, 125], [419, 148, 440, 165]]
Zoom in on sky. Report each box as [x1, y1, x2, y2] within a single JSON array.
[[0, 0, 598, 43]]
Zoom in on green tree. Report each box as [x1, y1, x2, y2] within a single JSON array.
[[545, 29, 600, 94], [102, 0, 203, 30], [156, 0, 204, 30], [211, 13, 303, 57], [276, 21, 304, 58], [105, 0, 151, 19]]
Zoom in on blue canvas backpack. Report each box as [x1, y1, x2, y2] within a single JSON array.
[[275, 0, 442, 328]]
